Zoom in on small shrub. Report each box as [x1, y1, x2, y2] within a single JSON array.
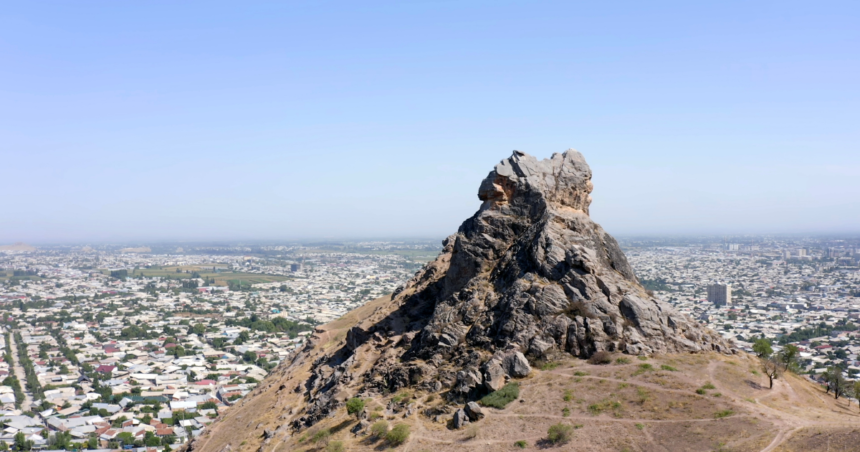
[[563, 389, 573, 402], [371, 420, 389, 438], [702, 382, 716, 390], [547, 423, 574, 445], [514, 440, 527, 448], [539, 361, 560, 371], [695, 388, 707, 395], [714, 409, 734, 419], [635, 423, 644, 430], [368, 411, 382, 421], [588, 351, 613, 365], [636, 387, 650, 403], [386, 423, 410, 446], [615, 357, 631, 365], [637, 356, 648, 361], [346, 397, 365, 416], [391, 392, 411, 404], [325, 441, 344, 452], [660, 365, 677, 372], [463, 424, 479, 440], [633, 363, 653, 375], [562, 407, 570, 417], [713, 392, 722, 397], [480, 382, 520, 409], [311, 429, 331, 445]]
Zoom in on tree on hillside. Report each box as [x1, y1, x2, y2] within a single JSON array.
[[853, 380, 860, 410], [760, 356, 781, 389], [823, 367, 847, 399], [753, 338, 773, 358], [778, 344, 800, 372]]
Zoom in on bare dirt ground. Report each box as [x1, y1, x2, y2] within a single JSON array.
[[190, 299, 859, 452]]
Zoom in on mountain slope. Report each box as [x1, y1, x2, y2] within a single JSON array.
[[190, 150, 857, 452]]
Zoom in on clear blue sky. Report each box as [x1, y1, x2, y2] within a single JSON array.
[[1, 1, 858, 243]]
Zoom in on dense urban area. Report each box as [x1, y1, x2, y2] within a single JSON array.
[[0, 241, 436, 451], [0, 236, 858, 451]]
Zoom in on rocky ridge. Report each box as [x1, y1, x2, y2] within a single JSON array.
[[193, 150, 732, 446]]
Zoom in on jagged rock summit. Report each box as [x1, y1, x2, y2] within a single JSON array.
[[283, 149, 729, 429], [189, 151, 732, 451]]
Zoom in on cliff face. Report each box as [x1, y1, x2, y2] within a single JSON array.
[[191, 150, 731, 451], [287, 150, 729, 429]]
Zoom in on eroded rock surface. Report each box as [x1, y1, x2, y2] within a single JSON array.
[[286, 150, 728, 431]]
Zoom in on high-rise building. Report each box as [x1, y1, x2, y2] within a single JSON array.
[[707, 283, 732, 306]]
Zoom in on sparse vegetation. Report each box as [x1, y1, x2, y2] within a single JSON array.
[[714, 409, 735, 419], [635, 423, 644, 430], [573, 371, 588, 376], [615, 357, 631, 365], [562, 407, 570, 417], [660, 364, 677, 371], [463, 424, 479, 440], [539, 361, 560, 371], [547, 423, 574, 445], [311, 428, 331, 445], [346, 397, 365, 416], [325, 441, 344, 452], [480, 382, 520, 408], [371, 420, 389, 438], [391, 392, 411, 404], [514, 440, 528, 449], [385, 423, 410, 446], [702, 382, 716, 390], [588, 351, 613, 365], [633, 363, 653, 375], [637, 356, 648, 361], [563, 389, 573, 402]]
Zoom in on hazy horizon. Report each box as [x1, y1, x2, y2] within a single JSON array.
[[2, 1, 858, 243]]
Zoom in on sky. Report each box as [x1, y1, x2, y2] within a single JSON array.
[[1, 1, 858, 244]]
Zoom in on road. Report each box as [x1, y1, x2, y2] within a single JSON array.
[[8, 331, 33, 412]]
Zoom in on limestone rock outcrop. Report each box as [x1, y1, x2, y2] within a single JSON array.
[[284, 150, 728, 430]]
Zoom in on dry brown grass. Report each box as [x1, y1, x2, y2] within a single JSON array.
[[189, 299, 860, 452]]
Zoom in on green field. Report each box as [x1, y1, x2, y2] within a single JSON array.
[[112, 265, 292, 286]]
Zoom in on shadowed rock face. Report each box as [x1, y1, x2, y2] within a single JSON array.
[[289, 150, 730, 430]]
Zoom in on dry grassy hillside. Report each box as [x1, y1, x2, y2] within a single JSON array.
[[189, 296, 860, 452]]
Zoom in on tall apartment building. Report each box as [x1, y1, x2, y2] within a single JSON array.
[[707, 283, 732, 306]]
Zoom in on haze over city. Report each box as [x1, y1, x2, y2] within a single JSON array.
[[2, 1, 859, 243]]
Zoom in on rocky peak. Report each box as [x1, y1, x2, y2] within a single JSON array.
[[478, 150, 593, 214], [272, 150, 730, 431]]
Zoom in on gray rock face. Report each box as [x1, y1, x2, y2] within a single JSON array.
[[290, 150, 729, 430], [465, 402, 484, 421], [406, 150, 726, 360], [453, 409, 470, 429]]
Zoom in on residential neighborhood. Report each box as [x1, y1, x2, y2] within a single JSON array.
[[0, 243, 428, 451]]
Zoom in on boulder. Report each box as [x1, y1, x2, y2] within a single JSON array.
[[452, 409, 470, 429], [465, 402, 484, 421]]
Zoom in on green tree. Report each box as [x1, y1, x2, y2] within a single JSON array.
[[779, 344, 800, 372], [191, 323, 207, 336], [346, 398, 365, 417], [753, 338, 773, 358]]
